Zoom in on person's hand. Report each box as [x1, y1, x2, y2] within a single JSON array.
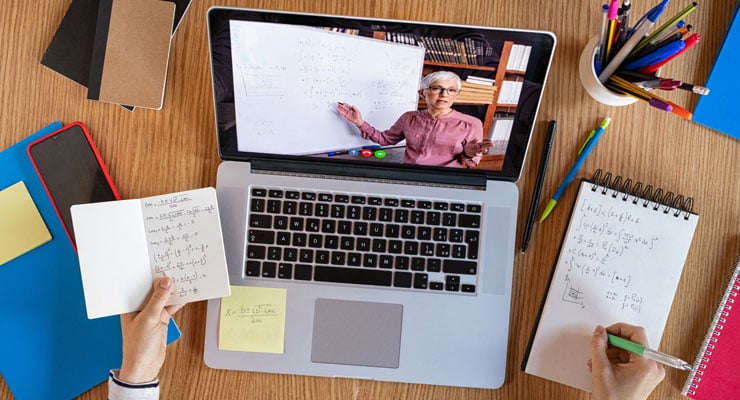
[[463, 138, 492, 157], [588, 323, 665, 400], [337, 102, 364, 127], [118, 277, 186, 384]]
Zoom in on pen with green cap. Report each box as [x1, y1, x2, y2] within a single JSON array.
[[607, 333, 692, 370], [539, 117, 611, 222]]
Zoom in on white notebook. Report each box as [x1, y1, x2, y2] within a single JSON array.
[[71, 187, 230, 319], [523, 171, 699, 391]]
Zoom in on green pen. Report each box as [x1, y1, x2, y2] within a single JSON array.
[[607, 334, 692, 371]]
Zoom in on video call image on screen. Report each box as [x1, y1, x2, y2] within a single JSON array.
[[212, 12, 545, 173]]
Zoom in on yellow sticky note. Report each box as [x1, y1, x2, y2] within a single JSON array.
[[0, 181, 52, 265], [219, 285, 287, 353]]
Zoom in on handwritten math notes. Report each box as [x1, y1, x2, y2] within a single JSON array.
[[219, 285, 287, 354], [524, 180, 698, 391], [72, 187, 230, 319]]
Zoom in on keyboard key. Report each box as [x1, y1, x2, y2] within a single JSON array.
[[353, 222, 368, 235], [251, 188, 267, 197], [458, 214, 481, 228], [301, 192, 316, 201], [401, 225, 415, 239], [433, 228, 448, 241], [394, 209, 409, 223], [351, 196, 366, 204], [289, 217, 304, 231], [363, 254, 378, 268], [315, 203, 329, 217], [427, 258, 441, 272], [268, 189, 283, 198], [283, 201, 297, 215], [247, 245, 266, 259], [356, 238, 371, 251], [467, 204, 482, 213], [308, 234, 322, 248], [347, 205, 361, 219], [274, 216, 288, 230], [451, 203, 465, 212], [316, 250, 330, 264], [443, 259, 477, 275], [368, 197, 383, 205], [337, 220, 352, 234], [294, 264, 312, 280], [403, 241, 419, 255], [436, 243, 450, 257], [285, 191, 299, 199], [335, 194, 349, 203], [245, 260, 260, 276], [442, 213, 457, 226], [393, 271, 412, 287], [384, 198, 399, 207], [426, 211, 441, 225], [433, 202, 449, 210], [379, 255, 393, 269], [314, 266, 392, 286], [401, 199, 415, 208], [385, 224, 400, 238], [248, 229, 275, 244], [299, 202, 314, 216], [452, 245, 466, 259], [299, 249, 313, 262], [461, 284, 476, 293], [416, 200, 432, 209], [395, 256, 410, 270], [445, 275, 460, 292], [417, 226, 431, 240], [292, 233, 307, 247], [249, 214, 271, 228], [250, 198, 265, 213], [363, 207, 378, 220], [278, 263, 293, 279], [347, 252, 362, 266], [318, 193, 333, 202], [331, 251, 346, 265], [324, 235, 339, 249], [413, 273, 429, 289], [411, 257, 425, 271], [267, 199, 281, 213], [262, 262, 277, 278], [321, 219, 336, 233], [410, 210, 425, 224], [420, 242, 435, 256], [388, 240, 403, 254], [306, 218, 320, 232], [449, 229, 464, 242], [379, 208, 394, 221], [430, 281, 444, 290], [276, 231, 290, 245], [283, 248, 297, 261], [369, 223, 384, 236], [267, 247, 281, 260]]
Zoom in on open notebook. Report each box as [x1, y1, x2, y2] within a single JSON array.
[[523, 170, 699, 391]]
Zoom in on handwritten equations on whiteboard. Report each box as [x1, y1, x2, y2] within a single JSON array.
[[524, 179, 698, 391], [229, 20, 424, 155], [71, 187, 231, 319]]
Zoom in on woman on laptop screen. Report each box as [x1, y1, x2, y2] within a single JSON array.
[[337, 71, 492, 168]]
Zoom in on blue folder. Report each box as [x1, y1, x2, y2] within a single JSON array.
[[0, 122, 180, 399], [693, 2, 740, 140]]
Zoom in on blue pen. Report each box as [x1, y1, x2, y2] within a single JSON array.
[[539, 117, 611, 222], [622, 39, 686, 70], [599, 0, 669, 82]]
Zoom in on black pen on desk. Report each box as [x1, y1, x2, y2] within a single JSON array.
[[521, 120, 556, 253]]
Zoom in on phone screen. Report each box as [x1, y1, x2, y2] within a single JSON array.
[[28, 123, 118, 243]]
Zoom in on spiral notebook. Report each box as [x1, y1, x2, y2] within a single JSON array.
[[522, 170, 699, 392], [682, 257, 740, 399]]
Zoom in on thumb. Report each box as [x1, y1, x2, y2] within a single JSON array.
[[589, 325, 611, 375], [140, 276, 173, 323]]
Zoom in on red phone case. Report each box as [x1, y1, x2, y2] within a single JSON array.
[[26, 121, 120, 248]]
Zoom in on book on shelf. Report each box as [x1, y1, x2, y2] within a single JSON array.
[[506, 44, 532, 72], [498, 77, 524, 105], [466, 75, 495, 85], [368, 31, 498, 66]]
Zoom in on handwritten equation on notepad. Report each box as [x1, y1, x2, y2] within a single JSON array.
[[142, 192, 218, 298], [558, 196, 658, 314]]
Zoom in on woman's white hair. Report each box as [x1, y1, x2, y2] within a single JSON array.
[[420, 71, 462, 90]]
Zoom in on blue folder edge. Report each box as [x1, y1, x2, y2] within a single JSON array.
[[692, 2, 740, 140], [0, 122, 181, 400]]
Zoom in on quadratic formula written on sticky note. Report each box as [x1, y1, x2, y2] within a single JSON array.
[[219, 285, 287, 354]]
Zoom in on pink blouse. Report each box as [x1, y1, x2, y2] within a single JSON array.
[[358, 110, 484, 168]]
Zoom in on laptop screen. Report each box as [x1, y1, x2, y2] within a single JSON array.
[[208, 8, 555, 182]]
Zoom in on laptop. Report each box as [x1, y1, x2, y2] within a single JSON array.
[[203, 7, 555, 389]]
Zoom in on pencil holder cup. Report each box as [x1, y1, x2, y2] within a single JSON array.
[[579, 35, 637, 106]]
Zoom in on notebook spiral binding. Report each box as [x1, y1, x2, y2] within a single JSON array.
[[589, 169, 695, 220], [682, 258, 740, 396]]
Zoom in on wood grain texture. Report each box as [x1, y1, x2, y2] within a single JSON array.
[[1, 1, 738, 399]]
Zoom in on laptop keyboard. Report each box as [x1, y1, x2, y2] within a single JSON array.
[[244, 186, 483, 294]]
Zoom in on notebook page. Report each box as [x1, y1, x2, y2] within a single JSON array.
[[525, 179, 698, 391]]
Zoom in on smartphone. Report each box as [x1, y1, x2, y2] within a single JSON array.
[[27, 122, 119, 245]]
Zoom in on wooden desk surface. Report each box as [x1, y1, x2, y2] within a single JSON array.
[[1, 1, 738, 399]]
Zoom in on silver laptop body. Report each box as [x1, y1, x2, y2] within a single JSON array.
[[203, 7, 555, 389]]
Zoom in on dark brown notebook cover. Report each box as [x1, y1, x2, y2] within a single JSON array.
[[87, 0, 176, 109]]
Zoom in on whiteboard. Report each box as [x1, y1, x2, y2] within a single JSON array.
[[229, 21, 425, 155]]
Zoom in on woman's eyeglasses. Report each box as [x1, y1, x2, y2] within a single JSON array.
[[425, 86, 460, 95]]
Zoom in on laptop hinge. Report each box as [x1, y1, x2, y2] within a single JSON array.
[[249, 158, 488, 189]]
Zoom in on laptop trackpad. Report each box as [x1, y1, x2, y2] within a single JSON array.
[[311, 298, 402, 368]]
